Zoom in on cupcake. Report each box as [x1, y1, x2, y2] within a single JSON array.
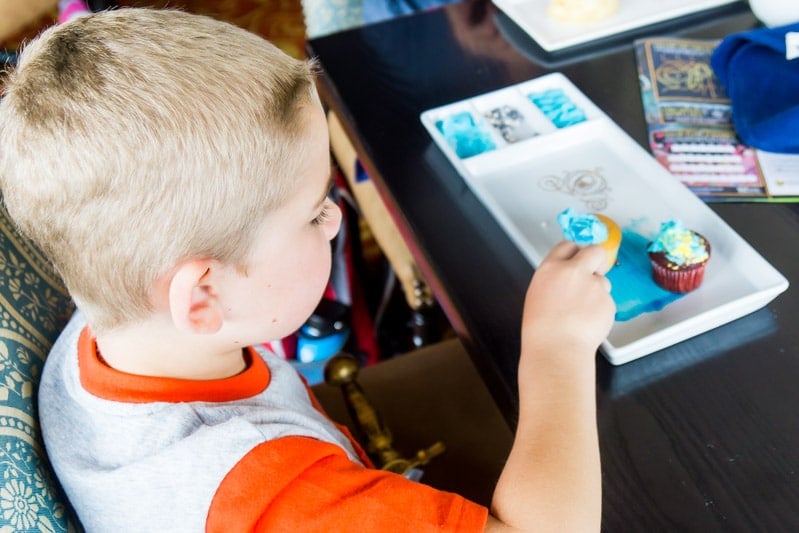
[[647, 220, 710, 293], [556, 208, 621, 271]]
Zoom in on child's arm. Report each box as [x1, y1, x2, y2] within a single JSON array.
[[486, 241, 615, 532]]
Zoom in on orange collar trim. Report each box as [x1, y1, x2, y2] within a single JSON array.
[[77, 327, 271, 403]]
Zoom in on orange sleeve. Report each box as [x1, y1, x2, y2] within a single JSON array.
[[206, 436, 488, 533]]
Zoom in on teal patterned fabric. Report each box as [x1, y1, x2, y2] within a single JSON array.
[[0, 199, 80, 532], [301, 0, 363, 38]]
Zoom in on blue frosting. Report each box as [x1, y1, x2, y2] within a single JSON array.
[[528, 89, 587, 128], [436, 111, 496, 159], [608, 230, 684, 321], [647, 220, 709, 265], [557, 208, 608, 245]]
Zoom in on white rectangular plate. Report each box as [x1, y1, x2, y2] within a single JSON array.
[[421, 73, 789, 365], [492, 0, 741, 52]]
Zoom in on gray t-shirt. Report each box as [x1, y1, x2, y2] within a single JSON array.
[[39, 312, 361, 532]]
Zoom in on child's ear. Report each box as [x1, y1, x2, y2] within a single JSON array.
[[168, 259, 224, 334]]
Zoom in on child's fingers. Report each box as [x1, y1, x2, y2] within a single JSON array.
[[545, 241, 609, 276], [596, 271, 612, 293], [544, 240, 580, 262], [572, 244, 610, 275]]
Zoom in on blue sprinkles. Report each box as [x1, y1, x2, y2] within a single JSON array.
[[528, 88, 587, 128]]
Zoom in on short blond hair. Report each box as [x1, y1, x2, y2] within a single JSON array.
[[0, 8, 319, 331]]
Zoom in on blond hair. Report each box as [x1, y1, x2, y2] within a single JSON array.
[[0, 8, 319, 331]]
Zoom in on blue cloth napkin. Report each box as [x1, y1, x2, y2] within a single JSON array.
[[711, 23, 799, 153]]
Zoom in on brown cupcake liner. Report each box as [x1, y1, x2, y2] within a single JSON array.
[[649, 259, 707, 293]]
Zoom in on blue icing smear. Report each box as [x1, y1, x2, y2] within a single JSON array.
[[557, 208, 607, 245], [436, 111, 496, 159], [528, 88, 586, 128], [607, 230, 684, 321]]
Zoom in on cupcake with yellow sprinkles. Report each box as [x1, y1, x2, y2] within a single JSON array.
[[647, 220, 710, 293]]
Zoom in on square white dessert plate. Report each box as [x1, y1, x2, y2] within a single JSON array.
[[420, 73, 789, 365], [492, 0, 741, 52]]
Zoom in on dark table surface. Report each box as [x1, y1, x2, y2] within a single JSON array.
[[308, 1, 799, 529]]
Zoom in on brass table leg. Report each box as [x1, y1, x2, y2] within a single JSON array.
[[324, 353, 445, 479]]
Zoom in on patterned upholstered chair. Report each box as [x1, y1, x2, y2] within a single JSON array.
[[300, 0, 363, 38], [300, 0, 461, 38], [0, 198, 80, 532]]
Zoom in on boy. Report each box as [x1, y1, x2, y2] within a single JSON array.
[[0, 8, 615, 532]]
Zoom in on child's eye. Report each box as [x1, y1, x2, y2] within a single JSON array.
[[312, 205, 331, 226]]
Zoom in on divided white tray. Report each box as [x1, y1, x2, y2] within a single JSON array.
[[492, 0, 741, 52], [420, 73, 788, 365]]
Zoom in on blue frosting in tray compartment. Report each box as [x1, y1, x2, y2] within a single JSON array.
[[435, 111, 496, 158], [528, 88, 587, 128]]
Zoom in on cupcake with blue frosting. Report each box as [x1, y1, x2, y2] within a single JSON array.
[[557, 208, 621, 271], [647, 220, 710, 293]]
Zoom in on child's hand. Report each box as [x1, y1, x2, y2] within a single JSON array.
[[521, 241, 615, 362], [491, 240, 612, 532]]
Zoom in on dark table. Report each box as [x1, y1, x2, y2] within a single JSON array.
[[308, 2, 799, 529]]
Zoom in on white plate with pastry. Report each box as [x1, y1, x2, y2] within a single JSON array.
[[492, 0, 742, 52]]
